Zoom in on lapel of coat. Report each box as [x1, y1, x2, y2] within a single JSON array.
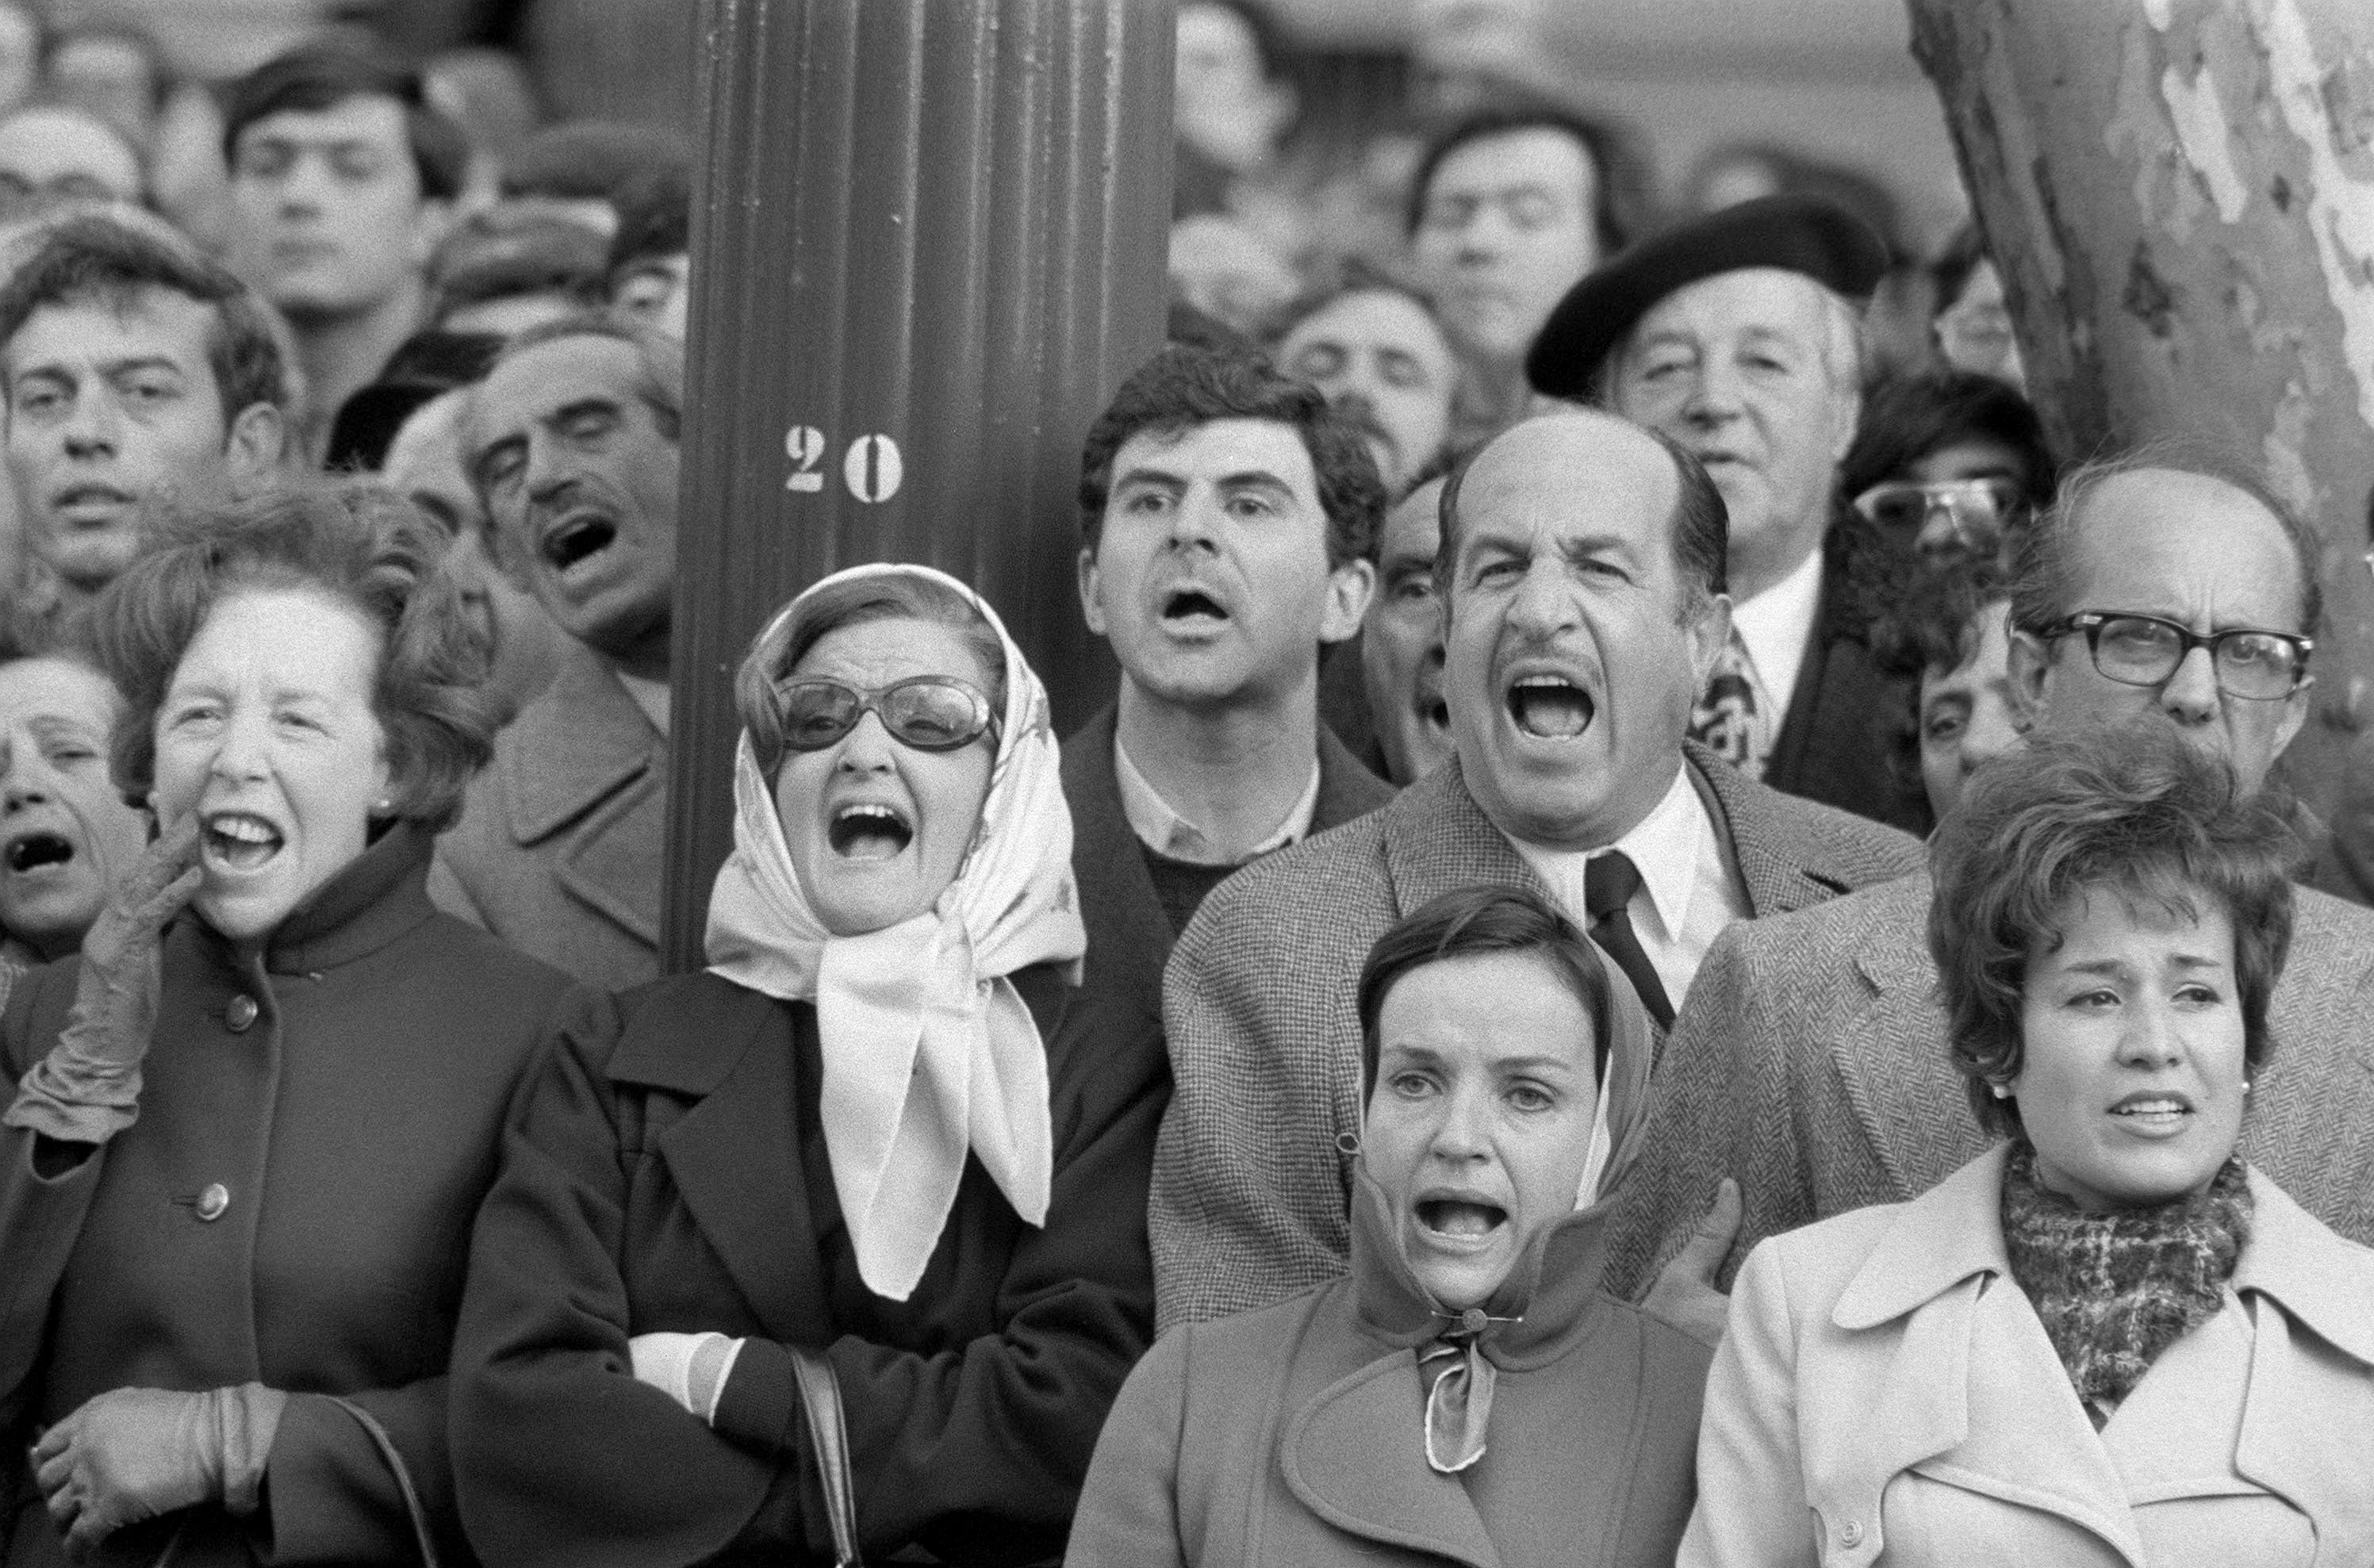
[[2229, 1169, 2374, 1527], [1280, 1355, 1503, 1568], [1822, 875, 1974, 1201], [607, 983, 831, 1344], [1313, 722, 1398, 832], [503, 644, 668, 947], [1687, 741, 1857, 917], [1824, 1149, 2149, 1566], [1758, 564, 1835, 788], [1378, 761, 1547, 915], [1059, 704, 1174, 1004]]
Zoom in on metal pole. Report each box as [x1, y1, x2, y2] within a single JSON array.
[[664, 0, 1175, 971]]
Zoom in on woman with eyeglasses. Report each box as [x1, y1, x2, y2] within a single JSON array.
[[1837, 370, 2055, 572], [450, 563, 1168, 1567]]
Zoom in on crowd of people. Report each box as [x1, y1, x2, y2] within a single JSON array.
[[0, 2, 2370, 1566]]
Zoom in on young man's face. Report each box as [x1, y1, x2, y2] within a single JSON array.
[[227, 94, 443, 322], [2, 286, 266, 592], [1078, 416, 1371, 713]]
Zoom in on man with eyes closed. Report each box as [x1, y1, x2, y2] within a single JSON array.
[[431, 316, 681, 988], [1152, 406, 1923, 1332], [1062, 343, 1395, 1047]]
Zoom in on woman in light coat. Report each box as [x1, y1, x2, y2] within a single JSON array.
[[1069, 884, 1709, 1568], [1682, 728, 2374, 1568]]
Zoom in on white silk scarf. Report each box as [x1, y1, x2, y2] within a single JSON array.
[[704, 563, 1085, 1301]]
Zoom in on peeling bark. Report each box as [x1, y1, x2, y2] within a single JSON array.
[[1908, 0, 2374, 811]]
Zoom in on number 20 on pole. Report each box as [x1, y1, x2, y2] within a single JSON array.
[[784, 426, 904, 504]]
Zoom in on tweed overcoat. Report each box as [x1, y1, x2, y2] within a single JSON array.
[[449, 963, 1167, 1568], [0, 827, 573, 1567], [431, 638, 667, 990], [1682, 1146, 2374, 1567], [1060, 700, 1397, 1040], [1152, 742, 1924, 1330], [1605, 872, 2374, 1299]]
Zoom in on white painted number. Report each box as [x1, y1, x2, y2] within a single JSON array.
[[784, 426, 826, 492], [844, 434, 904, 504]]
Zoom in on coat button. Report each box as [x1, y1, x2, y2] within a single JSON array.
[[224, 995, 258, 1033], [1839, 1519, 1864, 1548], [195, 1183, 230, 1221]]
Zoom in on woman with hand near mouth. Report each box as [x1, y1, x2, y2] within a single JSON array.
[[1, 487, 573, 1566], [0, 632, 149, 1005], [451, 564, 1168, 1567], [1068, 884, 1709, 1568], [1682, 728, 2374, 1567]]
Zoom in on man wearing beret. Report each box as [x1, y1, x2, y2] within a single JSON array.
[[1529, 194, 1924, 833]]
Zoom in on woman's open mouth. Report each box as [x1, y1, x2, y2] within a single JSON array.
[[827, 802, 913, 861], [2, 830, 73, 875], [2108, 1093, 2194, 1135], [1414, 1198, 1509, 1244], [203, 811, 284, 872]]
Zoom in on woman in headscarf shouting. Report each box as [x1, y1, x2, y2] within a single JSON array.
[[1067, 884, 1711, 1568], [451, 564, 1168, 1566]]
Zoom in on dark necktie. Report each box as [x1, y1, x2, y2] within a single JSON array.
[[1584, 849, 1676, 1029]]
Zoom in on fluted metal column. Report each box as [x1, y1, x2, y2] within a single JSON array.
[[662, 0, 1176, 971]]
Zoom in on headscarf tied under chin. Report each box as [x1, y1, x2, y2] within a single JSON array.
[[704, 563, 1086, 1302]]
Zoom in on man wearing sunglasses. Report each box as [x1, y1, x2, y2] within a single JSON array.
[[1604, 454, 2374, 1314]]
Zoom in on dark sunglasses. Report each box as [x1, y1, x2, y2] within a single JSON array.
[[1848, 477, 2028, 552], [773, 676, 1000, 753]]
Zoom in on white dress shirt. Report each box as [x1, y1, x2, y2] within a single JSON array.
[[1728, 543, 1826, 725], [1510, 763, 1749, 1009], [1113, 737, 1321, 866]]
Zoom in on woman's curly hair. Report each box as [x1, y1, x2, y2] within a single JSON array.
[[91, 482, 499, 832], [1927, 725, 2295, 1139]]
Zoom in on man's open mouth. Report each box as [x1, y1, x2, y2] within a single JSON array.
[[1415, 1198, 1507, 1239], [204, 811, 283, 872], [541, 514, 618, 573], [1505, 674, 1594, 740], [828, 802, 912, 861], [1160, 588, 1230, 626], [3, 831, 71, 872]]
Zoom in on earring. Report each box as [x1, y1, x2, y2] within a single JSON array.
[[1989, 1082, 2012, 1100], [372, 798, 393, 815]]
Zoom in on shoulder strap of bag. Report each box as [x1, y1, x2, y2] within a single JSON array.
[[323, 1395, 442, 1568], [788, 1347, 865, 1567]]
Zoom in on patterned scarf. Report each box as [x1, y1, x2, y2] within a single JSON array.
[[1416, 1307, 1513, 1474], [2000, 1141, 2251, 1412]]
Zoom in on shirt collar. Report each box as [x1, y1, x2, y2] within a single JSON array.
[[1504, 762, 1708, 941], [1113, 734, 1322, 866]]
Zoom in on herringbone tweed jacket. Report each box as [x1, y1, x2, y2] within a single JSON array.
[[1602, 870, 2374, 1302], [1152, 742, 1924, 1330]]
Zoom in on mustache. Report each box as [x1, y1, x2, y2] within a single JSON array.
[[1333, 393, 1396, 453]]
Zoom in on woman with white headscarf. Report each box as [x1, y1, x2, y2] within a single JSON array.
[[449, 565, 1168, 1566]]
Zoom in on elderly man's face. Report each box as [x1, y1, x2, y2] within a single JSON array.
[[0, 107, 141, 209], [1410, 128, 1599, 372], [2007, 469, 2311, 796], [1362, 476, 1452, 784], [1442, 413, 1727, 849], [1279, 289, 1455, 493], [1609, 267, 1857, 599], [466, 334, 681, 666]]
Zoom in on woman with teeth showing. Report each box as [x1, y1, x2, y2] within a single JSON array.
[[451, 564, 1168, 1567], [1, 488, 574, 1567], [1071, 885, 1709, 1568], [1683, 728, 2374, 1568]]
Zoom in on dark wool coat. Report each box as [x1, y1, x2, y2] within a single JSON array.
[[449, 963, 1168, 1568], [1059, 700, 1397, 1041], [1151, 743, 1925, 1331], [1758, 561, 1929, 838], [0, 826, 573, 1568], [1605, 872, 2374, 1302], [430, 638, 668, 991]]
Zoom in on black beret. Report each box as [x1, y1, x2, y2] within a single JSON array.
[[1526, 194, 1889, 398]]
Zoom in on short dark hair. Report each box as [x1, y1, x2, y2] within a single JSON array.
[[1434, 412, 1727, 619], [2009, 450, 2322, 642], [608, 166, 691, 280], [1356, 884, 1612, 1097], [1928, 726, 2295, 1139], [222, 44, 467, 204], [1258, 255, 1438, 350], [1407, 106, 1647, 263], [500, 119, 693, 208], [1181, 0, 1287, 81], [0, 214, 287, 421], [1076, 342, 1383, 568], [1836, 370, 2056, 516], [90, 483, 500, 832], [734, 571, 1005, 777]]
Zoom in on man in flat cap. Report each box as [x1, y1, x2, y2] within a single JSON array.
[[1529, 194, 1922, 831]]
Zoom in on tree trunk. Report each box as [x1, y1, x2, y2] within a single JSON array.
[[1907, 0, 2374, 813], [662, 0, 1175, 970]]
